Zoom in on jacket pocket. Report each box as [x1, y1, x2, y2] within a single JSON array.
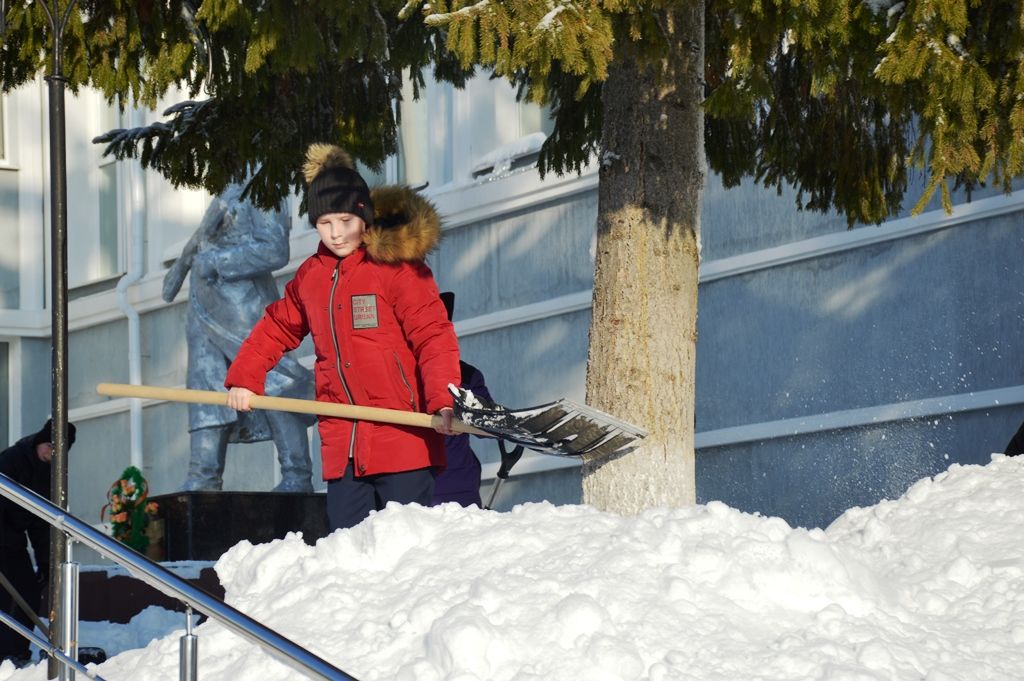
[[392, 352, 416, 411]]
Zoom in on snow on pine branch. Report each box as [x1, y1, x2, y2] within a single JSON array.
[[423, 0, 490, 26]]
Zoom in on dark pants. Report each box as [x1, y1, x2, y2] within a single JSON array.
[[326, 465, 434, 532], [0, 546, 39, 661]]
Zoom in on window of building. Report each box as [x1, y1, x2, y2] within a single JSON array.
[[68, 95, 122, 289], [97, 160, 119, 274], [468, 79, 554, 178], [0, 342, 8, 446], [96, 100, 121, 278], [0, 170, 18, 309], [0, 97, 18, 309], [397, 75, 432, 188], [395, 73, 553, 189]]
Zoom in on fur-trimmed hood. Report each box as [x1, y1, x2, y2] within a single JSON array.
[[304, 143, 441, 264]]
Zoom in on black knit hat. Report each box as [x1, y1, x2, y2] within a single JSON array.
[[306, 165, 375, 226], [33, 418, 77, 448]]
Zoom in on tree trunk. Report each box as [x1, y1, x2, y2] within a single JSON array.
[[582, 2, 704, 513]]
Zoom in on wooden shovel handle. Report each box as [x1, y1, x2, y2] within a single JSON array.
[[96, 383, 488, 436]]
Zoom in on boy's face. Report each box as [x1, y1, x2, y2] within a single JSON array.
[[316, 212, 367, 258]]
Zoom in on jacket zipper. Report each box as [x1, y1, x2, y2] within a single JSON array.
[[328, 262, 358, 465], [393, 352, 416, 410]]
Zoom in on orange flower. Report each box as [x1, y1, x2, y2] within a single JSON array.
[[111, 512, 128, 523], [145, 502, 159, 514]]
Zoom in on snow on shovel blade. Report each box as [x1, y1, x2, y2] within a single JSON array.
[[449, 386, 647, 459]]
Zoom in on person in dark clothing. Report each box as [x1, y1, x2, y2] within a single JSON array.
[[1005, 419, 1024, 457], [0, 419, 76, 666], [430, 292, 492, 508]]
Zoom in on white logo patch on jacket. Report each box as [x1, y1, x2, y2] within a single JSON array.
[[351, 294, 379, 329]]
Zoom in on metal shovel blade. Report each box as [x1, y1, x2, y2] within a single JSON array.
[[449, 386, 648, 459]]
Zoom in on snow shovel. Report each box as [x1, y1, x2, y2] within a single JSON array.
[[483, 440, 524, 510], [95, 383, 647, 459], [448, 385, 647, 459]]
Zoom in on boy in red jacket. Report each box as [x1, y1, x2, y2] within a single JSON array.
[[225, 144, 460, 530]]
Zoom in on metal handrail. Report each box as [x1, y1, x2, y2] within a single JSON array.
[[0, 473, 359, 681], [0, 608, 97, 679]]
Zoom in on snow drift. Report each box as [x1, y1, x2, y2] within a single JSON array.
[[3, 454, 1023, 680]]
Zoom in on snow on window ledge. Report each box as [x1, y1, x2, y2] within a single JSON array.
[[416, 130, 598, 230], [469, 132, 549, 179]]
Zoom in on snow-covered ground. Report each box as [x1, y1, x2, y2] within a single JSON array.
[[3, 454, 1024, 681]]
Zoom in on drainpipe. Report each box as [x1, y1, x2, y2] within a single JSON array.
[[114, 106, 146, 469]]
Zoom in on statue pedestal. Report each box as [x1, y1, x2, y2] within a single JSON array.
[[150, 491, 329, 561], [80, 565, 223, 623]]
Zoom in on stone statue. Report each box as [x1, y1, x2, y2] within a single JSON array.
[[162, 183, 316, 492]]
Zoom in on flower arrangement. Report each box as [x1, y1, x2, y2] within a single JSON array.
[[101, 466, 159, 552]]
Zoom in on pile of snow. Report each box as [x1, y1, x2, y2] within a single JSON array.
[[4, 455, 1024, 680]]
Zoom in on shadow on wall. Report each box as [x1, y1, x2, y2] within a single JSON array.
[[435, 194, 596, 407], [695, 207, 1024, 528]]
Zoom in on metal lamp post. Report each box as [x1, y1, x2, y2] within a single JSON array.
[[40, 2, 77, 678], [1, 0, 79, 676]]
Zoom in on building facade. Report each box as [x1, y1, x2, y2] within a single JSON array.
[[1, 71, 1022, 537]]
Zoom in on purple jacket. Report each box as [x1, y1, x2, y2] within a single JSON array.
[[431, 361, 491, 507]]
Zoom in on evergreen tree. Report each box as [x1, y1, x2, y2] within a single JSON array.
[[3, 0, 1020, 512], [403, 0, 1024, 513], [0, 1, 473, 205]]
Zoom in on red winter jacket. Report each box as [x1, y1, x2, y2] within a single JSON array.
[[225, 200, 460, 480]]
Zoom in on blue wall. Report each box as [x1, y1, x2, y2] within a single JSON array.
[[695, 182, 1024, 528]]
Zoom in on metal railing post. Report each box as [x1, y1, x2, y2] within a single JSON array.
[[58, 560, 79, 681], [180, 606, 197, 681]]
